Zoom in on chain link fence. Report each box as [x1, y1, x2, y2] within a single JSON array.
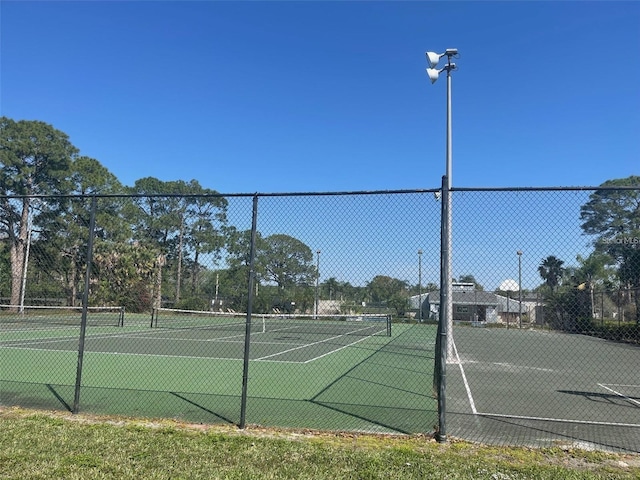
[[1, 187, 638, 452], [444, 187, 639, 452]]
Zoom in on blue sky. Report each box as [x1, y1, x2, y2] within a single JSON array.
[[1, 2, 638, 291], [2, 1, 638, 193]]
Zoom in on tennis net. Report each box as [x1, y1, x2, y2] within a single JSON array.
[[0, 304, 125, 327], [151, 308, 392, 337]]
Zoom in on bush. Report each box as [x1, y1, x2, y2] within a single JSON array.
[[174, 296, 210, 311], [588, 322, 640, 344]]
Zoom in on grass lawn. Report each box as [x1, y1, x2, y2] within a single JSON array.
[[0, 407, 638, 479]]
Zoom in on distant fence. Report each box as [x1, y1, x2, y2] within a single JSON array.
[[0, 186, 638, 453]]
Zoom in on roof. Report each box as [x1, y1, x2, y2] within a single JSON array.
[[426, 290, 499, 306]]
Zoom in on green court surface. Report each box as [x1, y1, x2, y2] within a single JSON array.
[[1, 318, 438, 434], [6, 314, 636, 451]]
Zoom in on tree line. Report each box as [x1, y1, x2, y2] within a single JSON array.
[[0, 117, 419, 315], [535, 176, 640, 329], [2, 117, 638, 325]]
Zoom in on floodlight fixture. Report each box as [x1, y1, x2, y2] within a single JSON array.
[[426, 67, 441, 84], [426, 51, 443, 68], [425, 49, 459, 67], [426, 63, 457, 84], [426, 49, 459, 84]]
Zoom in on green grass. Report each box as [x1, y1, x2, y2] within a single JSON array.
[[1, 407, 638, 479]]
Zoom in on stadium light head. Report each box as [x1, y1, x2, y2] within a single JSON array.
[[426, 51, 443, 68], [426, 67, 441, 84], [426, 49, 459, 68], [427, 63, 457, 84]]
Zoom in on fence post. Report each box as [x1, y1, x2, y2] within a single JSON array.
[[73, 195, 97, 414], [240, 194, 259, 428], [436, 175, 449, 443]]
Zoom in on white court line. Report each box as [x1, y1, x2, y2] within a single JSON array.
[[600, 384, 640, 387], [128, 333, 245, 343], [474, 411, 640, 428], [2, 338, 80, 348], [491, 362, 554, 373], [449, 341, 638, 428], [0, 329, 173, 348], [598, 383, 640, 408], [254, 330, 377, 362], [2, 326, 386, 365], [0, 345, 242, 362], [452, 337, 477, 414], [256, 336, 372, 364], [302, 335, 375, 363]]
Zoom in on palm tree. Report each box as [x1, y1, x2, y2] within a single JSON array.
[[322, 277, 341, 300], [538, 256, 564, 291], [576, 253, 613, 319]]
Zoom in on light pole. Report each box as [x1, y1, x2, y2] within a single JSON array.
[[314, 250, 321, 319], [418, 249, 423, 322], [517, 250, 523, 328], [427, 48, 459, 445], [426, 48, 458, 359]]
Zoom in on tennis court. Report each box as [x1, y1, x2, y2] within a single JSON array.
[[1, 311, 438, 434], [3, 308, 638, 451], [445, 325, 640, 452], [3, 311, 392, 362]]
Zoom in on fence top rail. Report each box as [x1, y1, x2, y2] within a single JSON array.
[[452, 186, 640, 192], [1, 185, 638, 201], [0, 188, 439, 200]]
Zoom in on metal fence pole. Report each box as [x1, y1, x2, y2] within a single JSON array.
[[240, 194, 259, 428], [73, 195, 97, 414], [436, 175, 449, 443]]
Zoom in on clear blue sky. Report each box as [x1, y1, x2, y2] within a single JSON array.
[[2, 1, 638, 193]]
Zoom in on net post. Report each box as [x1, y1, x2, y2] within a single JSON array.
[[387, 314, 392, 336], [119, 307, 125, 327]]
